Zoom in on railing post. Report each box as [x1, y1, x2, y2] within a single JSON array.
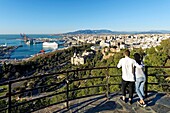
[[90, 69, 92, 76], [8, 81, 12, 113], [66, 71, 69, 109], [106, 67, 109, 100], [76, 68, 79, 77], [144, 66, 148, 98]]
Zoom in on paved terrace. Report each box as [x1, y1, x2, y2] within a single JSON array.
[[34, 91, 170, 113]]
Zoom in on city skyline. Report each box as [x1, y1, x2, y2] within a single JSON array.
[[0, 0, 170, 34]]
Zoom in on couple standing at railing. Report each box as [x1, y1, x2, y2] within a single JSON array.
[[117, 50, 146, 107]]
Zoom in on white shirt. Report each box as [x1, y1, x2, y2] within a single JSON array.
[[135, 62, 145, 79], [117, 56, 142, 82]]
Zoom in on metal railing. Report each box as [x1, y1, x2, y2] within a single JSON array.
[[0, 66, 169, 113]]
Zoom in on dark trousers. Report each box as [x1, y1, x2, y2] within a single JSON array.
[[121, 79, 135, 99]]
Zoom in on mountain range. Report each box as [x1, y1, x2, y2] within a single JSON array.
[[63, 29, 170, 35]]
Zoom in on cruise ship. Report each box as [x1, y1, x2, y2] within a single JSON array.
[[42, 42, 58, 49]]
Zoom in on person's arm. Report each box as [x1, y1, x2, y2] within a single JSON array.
[[134, 60, 143, 68], [141, 61, 145, 67], [117, 59, 122, 68], [140, 61, 145, 70]]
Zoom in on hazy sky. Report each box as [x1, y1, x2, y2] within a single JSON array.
[[0, 0, 170, 34]]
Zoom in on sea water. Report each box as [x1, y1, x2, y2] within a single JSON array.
[[0, 34, 62, 59]]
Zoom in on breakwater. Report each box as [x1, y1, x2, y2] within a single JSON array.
[[0, 45, 23, 59]]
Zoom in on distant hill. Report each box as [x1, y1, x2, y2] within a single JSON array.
[[63, 29, 170, 35], [65, 30, 115, 34]]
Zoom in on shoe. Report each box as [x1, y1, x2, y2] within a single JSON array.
[[128, 99, 133, 105], [120, 97, 126, 103], [137, 101, 146, 107]]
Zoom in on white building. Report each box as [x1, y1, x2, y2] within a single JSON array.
[[120, 44, 127, 49], [71, 55, 85, 65], [71, 51, 94, 65], [100, 40, 110, 47]]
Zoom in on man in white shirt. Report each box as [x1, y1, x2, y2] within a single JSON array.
[[117, 50, 142, 104]]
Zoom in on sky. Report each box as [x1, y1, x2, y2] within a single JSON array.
[[0, 0, 170, 34]]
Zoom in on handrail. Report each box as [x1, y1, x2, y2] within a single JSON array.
[[0, 66, 169, 86], [145, 66, 170, 68], [0, 66, 169, 113]]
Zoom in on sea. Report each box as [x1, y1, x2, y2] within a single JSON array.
[[0, 34, 63, 59]]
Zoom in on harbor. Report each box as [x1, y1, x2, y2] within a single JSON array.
[[0, 34, 66, 61]]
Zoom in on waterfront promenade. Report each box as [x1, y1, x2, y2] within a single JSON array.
[[34, 91, 170, 113]]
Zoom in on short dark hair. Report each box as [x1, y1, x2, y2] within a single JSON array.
[[124, 50, 130, 56]]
